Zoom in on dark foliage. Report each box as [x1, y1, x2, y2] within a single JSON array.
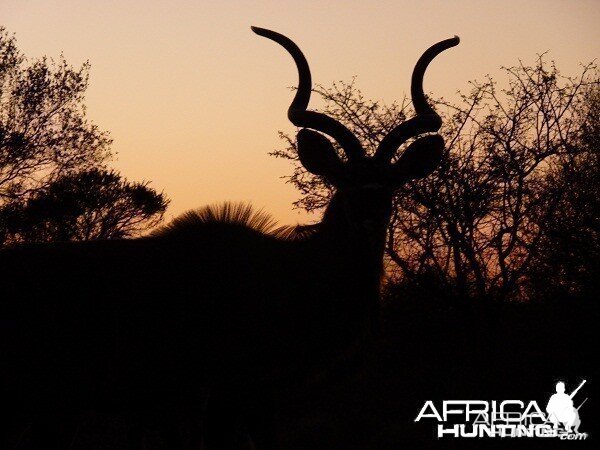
[[0, 168, 168, 243], [0, 27, 168, 245]]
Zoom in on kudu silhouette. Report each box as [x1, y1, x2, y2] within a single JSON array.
[[0, 27, 459, 449]]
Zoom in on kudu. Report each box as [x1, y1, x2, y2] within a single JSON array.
[[0, 27, 459, 449]]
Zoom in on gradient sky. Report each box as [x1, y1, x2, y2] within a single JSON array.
[[2, 0, 599, 224]]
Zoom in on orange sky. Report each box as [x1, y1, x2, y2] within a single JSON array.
[[2, 0, 599, 225]]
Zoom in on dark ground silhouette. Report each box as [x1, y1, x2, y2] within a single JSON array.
[[2, 291, 595, 449]]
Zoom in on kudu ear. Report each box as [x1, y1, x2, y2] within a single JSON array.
[[297, 129, 344, 182], [391, 134, 444, 182]]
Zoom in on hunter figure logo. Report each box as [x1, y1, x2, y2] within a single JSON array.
[[415, 379, 589, 440], [546, 380, 586, 434]]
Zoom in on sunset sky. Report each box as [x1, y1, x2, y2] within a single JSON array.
[[2, 0, 599, 225]]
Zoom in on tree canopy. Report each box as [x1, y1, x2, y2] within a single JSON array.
[[0, 27, 168, 246]]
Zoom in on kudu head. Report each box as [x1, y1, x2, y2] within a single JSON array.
[[253, 27, 459, 241]]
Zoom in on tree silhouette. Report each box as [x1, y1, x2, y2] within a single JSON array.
[[272, 57, 599, 301], [0, 168, 168, 243], [526, 84, 600, 301], [0, 27, 168, 245]]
